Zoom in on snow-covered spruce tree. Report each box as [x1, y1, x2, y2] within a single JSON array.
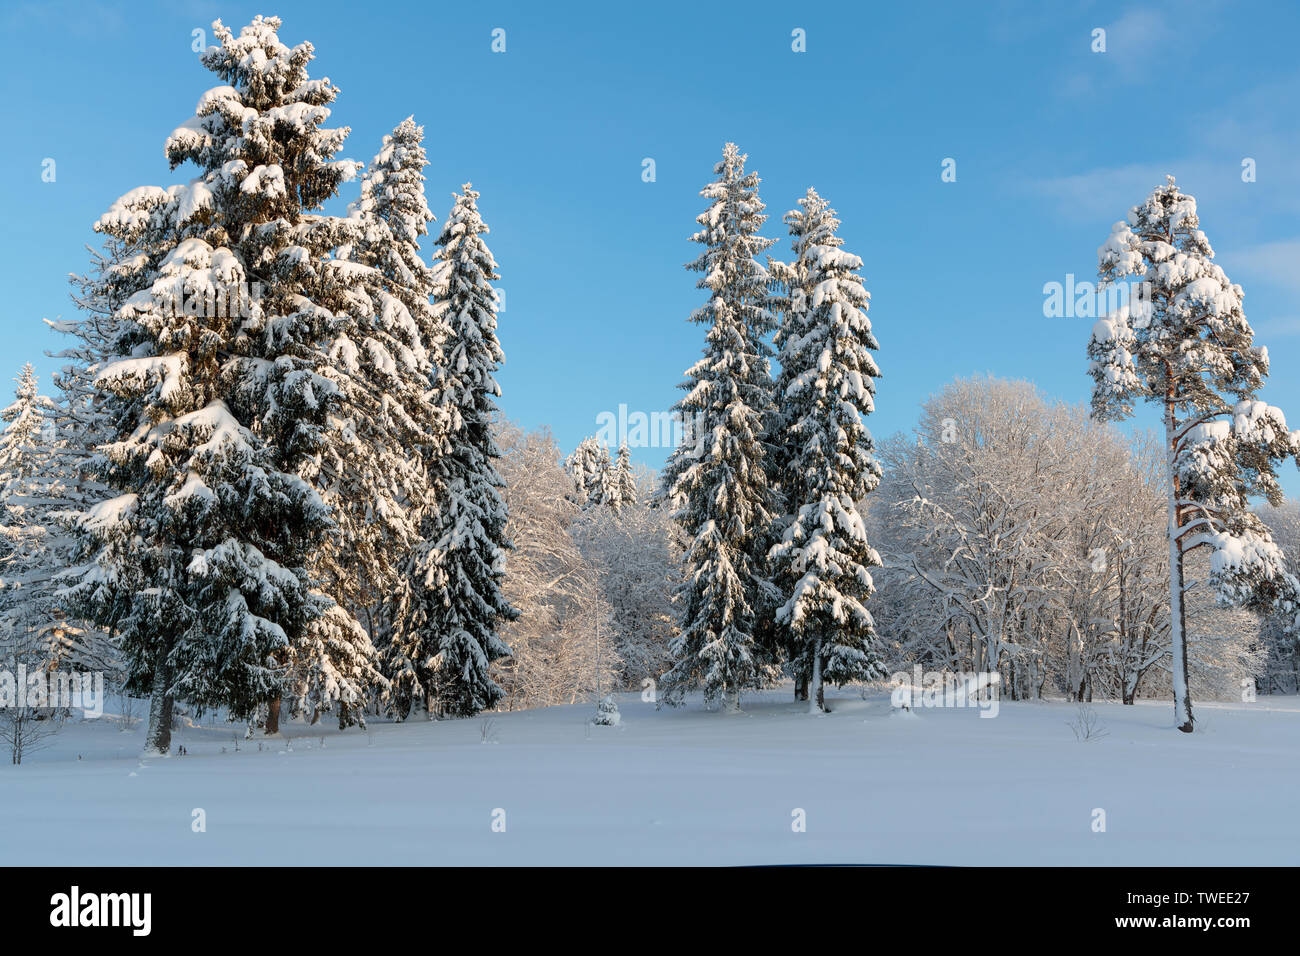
[[55, 232, 156, 532], [609, 444, 637, 512], [0, 365, 59, 658], [0, 365, 51, 493], [767, 189, 886, 713], [315, 116, 449, 709], [565, 436, 611, 509], [386, 184, 517, 719], [44, 226, 162, 679], [65, 16, 381, 751], [565, 439, 636, 512], [1089, 176, 1300, 732], [592, 693, 620, 726], [659, 143, 781, 711], [0, 363, 114, 674]]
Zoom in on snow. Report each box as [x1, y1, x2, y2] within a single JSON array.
[[175, 179, 215, 224], [93, 185, 171, 235], [172, 401, 255, 457], [80, 493, 138, 532], [165, 471, 215, 508], [3, 687, 1296, 865], [95, 355, 185, 403], [240, 164, 287, 200]]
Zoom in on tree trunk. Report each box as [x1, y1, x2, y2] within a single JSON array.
[[144, 659, 174, 755], [794, 673, 808, 701], [1119, 557, 1135, 705], [808, 640, 823, 715], [1165, 383, 1194, 733], [264, 697, 281, 736]]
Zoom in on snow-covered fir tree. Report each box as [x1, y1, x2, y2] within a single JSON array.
[[609, 444, 637, 512], [46, 216, 164, 677], [385, 184, 517, 718], [767, 189, 886, 712], [0, 365, 51, 489], [659, 143, 781, 711], [0, 363, 115, 675], [1088, 176, 1300, 732], [0, 365, 58, 661], [565, 438, 636, 512], [565, 436, 611, 509], [54, 225, 156, 524], [64, 16, 381, 751], [591, 693, 620, 726], [311, 116, 450, 715]]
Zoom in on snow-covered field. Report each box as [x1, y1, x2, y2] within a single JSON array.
[[2, 689, 1297, 866]]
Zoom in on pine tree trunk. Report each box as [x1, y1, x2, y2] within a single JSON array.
[[1165, 384, 1194, 733], [794, 673, 807, 701], [722, 686, 741, 713], [144, 659, 173, 755]]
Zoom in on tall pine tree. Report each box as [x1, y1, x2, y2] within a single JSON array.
[[303, 116, 451, 723], [768, 189, 886, 713], [1089, 176, 1300, 732], [386, 184, 517, 718], [659, 143, 780, 711]]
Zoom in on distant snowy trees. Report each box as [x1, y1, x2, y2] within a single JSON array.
[[566, 437, 610, 509], [872, 376, 1268, 707], [565, 438, 636, 512], [494, 424, 616, 708], [1256, 501, 1300, 693], [1088, 177, 1300, 732], [875, 379, 1126, 699], [500, 425, 676, 708], [572, 464, 677, 687]]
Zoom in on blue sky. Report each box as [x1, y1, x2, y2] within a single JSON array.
[[2, 0, 1299, 490]]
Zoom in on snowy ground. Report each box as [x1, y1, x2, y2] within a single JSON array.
[[2, 688, 1297, 865]]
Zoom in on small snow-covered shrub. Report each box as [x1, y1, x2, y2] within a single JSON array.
[[592, 694, 620, 726]]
